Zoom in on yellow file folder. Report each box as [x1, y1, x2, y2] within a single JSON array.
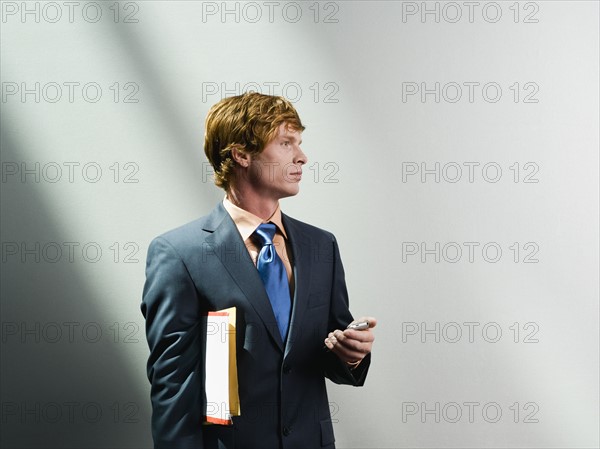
[[203, 307, 240, 425]]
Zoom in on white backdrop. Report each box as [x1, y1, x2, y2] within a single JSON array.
[[1, 1, 598, 448]]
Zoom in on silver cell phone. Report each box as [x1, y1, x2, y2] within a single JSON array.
[[347, 320, 369, 330]]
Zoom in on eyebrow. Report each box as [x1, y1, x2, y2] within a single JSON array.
[[280, 134, 302, 145]]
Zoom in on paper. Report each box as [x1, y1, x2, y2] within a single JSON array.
[[203, 307, 240, 425]]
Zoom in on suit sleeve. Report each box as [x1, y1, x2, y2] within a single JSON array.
[[141, 237, 204, 449], [323, 235, 371, 386]]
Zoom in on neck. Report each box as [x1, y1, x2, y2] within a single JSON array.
[[227, 187, 279, 221]]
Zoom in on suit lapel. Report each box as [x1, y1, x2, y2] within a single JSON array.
[[282, 214, 313, 358], [203, 203, 284, 351]]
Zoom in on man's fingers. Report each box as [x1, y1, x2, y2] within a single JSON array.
[[335, 330, 372, 353], [330, 342, 365, 361], [342, 328, 375, 342], [336, 329, 373, 347], [325, 324, 374, 362], [326, 317, 376, 363], [324, 332, 338, 349]]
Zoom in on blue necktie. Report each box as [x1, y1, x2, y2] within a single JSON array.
[[253, 223, 291, 341]]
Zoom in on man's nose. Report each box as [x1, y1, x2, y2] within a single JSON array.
[[295, 147, 307, 165]]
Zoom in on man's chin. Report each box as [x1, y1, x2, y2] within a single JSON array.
[[279, 186, 300, 199]]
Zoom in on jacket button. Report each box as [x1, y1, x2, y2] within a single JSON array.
[[283, 426, 291, 436], [283, 364, 291, 374]]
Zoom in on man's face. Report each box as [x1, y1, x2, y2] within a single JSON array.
[[246, 123, 307, 201]]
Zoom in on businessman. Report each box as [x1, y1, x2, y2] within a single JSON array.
[[142, 92, 376, 448]]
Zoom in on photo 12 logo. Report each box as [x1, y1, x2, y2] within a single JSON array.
[[200, 2, 340, 24], [2, 162, 140, 184], [400, 321, 540, 343], [2, 82, 140, 104], [1, 241, 140, 264], [401, 82, 539, 104], [401, 401, 540, 423], [1, 2, 140, 24], [201, 161, 339, 185], [1, 321, 140, 345], [401, 162, 540, 184], [400, 2, 540, 24], [401, 241, 539, 263], [1, 401, 140, 424], [201, 82, 339, 104]]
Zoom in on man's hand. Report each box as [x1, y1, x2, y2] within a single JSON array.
[[324, 316, 377, 365]]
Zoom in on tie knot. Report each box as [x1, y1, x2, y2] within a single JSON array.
[[253, 223, 277, 247]]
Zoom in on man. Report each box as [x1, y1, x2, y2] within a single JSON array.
[[141, 92, 376, 449]]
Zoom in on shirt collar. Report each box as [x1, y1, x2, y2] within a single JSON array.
[[222, 197, 288, 242]]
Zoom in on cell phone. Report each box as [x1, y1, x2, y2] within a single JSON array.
[[346, 320, 369, 330]]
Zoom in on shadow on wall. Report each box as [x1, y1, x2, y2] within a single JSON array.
[[0, 126, 153, 448], [0, 12, 226, 446]]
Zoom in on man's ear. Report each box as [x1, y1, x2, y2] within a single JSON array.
[[230, 147, 251, 168]]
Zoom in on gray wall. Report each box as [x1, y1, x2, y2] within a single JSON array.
[[1, 1, 598, 447]]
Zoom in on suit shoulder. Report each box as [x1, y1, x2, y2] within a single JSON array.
[[154, 218, 205, 242], [151, 206, 225, 251], [282, 214, 337, 242]]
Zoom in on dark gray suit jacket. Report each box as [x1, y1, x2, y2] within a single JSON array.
[[141, 202, 370, 449]]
